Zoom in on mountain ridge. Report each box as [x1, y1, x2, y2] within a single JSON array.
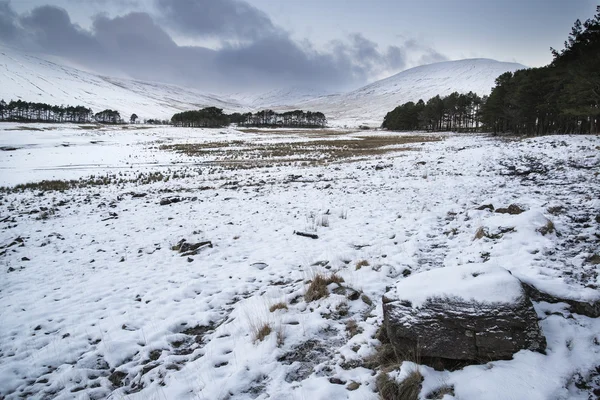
[[1, 47, 525, 126]]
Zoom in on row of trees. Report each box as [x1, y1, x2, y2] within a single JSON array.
[[171, 108, 327, 128], [171, 107, 229, 127], [237, 110, 327, 128], [382, 92, 484, 131], [0, 99, 94, 123], [382, 7, 600, 135], [0, 99, 135, 124]]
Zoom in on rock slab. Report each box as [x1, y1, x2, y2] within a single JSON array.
[[382, 265, 546, 368]]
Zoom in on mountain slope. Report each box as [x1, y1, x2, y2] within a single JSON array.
[[293, 59, 525, 126], [1, 47, 524, 126], [0, 46, 245, 121]]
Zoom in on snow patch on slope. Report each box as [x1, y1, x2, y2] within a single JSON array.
[[0, 46, 246, 120], [296, 58, 525, 127]]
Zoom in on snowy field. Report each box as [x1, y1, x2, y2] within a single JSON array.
[[0, 123, 599, 400]]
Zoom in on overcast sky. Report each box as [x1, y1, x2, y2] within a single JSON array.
[[1, 0, 596, 94]]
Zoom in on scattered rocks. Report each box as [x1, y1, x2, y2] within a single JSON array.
[[108, 371, 127, 388], [522, 282, 600, 318], [160, 197, 182, 206], [171, 239, 213, 256]]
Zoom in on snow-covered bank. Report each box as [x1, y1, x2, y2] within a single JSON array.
[[0, 125, 598, 399]]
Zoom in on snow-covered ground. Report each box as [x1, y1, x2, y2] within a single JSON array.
[[0, 124, 599, 400]]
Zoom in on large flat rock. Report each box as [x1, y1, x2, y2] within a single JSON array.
[[383, 264, 546, 368]]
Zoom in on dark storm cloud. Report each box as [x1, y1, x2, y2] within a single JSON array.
[[0, 1, 19, 39], [156, 0, 277, 40], [19, 6, 102, 58], [0, 0, 447, 92]]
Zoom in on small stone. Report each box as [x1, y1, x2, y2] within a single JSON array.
[[21, 257, 30, 261], [346, 381, 360, 391]]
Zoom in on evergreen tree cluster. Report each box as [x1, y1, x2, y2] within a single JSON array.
[[171, 107, 229, 127], [0, 99, 126, 124], [238, 109, 326, 128], [482, 7, 599, 135], [0, 99, 93, 123], [94, 109, 122, 124], [382, 92, 484, 132], [171, 108, 327, 128]]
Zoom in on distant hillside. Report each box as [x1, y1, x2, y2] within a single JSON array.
[[0, 47, 524, 126], [0, 46, 245, 121], [292, 59, 526, 126]]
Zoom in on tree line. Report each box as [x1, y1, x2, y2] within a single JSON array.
[[382, 92, 484, 132], [382, 7, 600, 135], [0, 99, 131, 124], [0, 99, 94, 123], [238, 110, 326, 128], [171, 107, 327, 128]]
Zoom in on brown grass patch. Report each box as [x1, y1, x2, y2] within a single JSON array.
[[269, 302, 288, 312], [254, 323, 272, 343], [537, 219, 555, 235], [305, 273, 344, 302], [377, 369, 423, 400], [355, 260, 370, 270]]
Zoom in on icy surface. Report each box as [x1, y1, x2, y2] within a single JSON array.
[[0, 125, 599, 399]]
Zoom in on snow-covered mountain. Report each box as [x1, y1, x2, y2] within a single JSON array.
[[1, 46, 524, 126], [0, 46, 246, 121], [290, 58, 525, 126], [229, 86, 335, 108]]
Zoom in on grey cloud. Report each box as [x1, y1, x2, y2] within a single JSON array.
[[0, 1, 446, 93], [19, 5, 101, 58], [156, 0, 277, 40], [0, 1, 19, 40]]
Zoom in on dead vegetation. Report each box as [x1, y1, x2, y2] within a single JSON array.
[[159, 134, 441, 167], [269, 302, 288, 312], [376, 369, 423, 400], [537, 219, 556, 235], [253, 323, 272, 343], [355, 260, 370, 270], [304, 273, 344, 302]]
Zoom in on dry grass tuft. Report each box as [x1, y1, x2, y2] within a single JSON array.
[[537, 219, 556, 235], [346, 319, 363, 338], [355, 260, 370, 270], [305, 273, 344, 302], [254, 323, 272, 343], [269, 302, 288, 312], [473, 226, 487, 240], [376, 369, 423, 400]]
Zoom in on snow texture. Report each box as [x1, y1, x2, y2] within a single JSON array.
[[387, 264, 524, 308], [0, 126, 599, 400]]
